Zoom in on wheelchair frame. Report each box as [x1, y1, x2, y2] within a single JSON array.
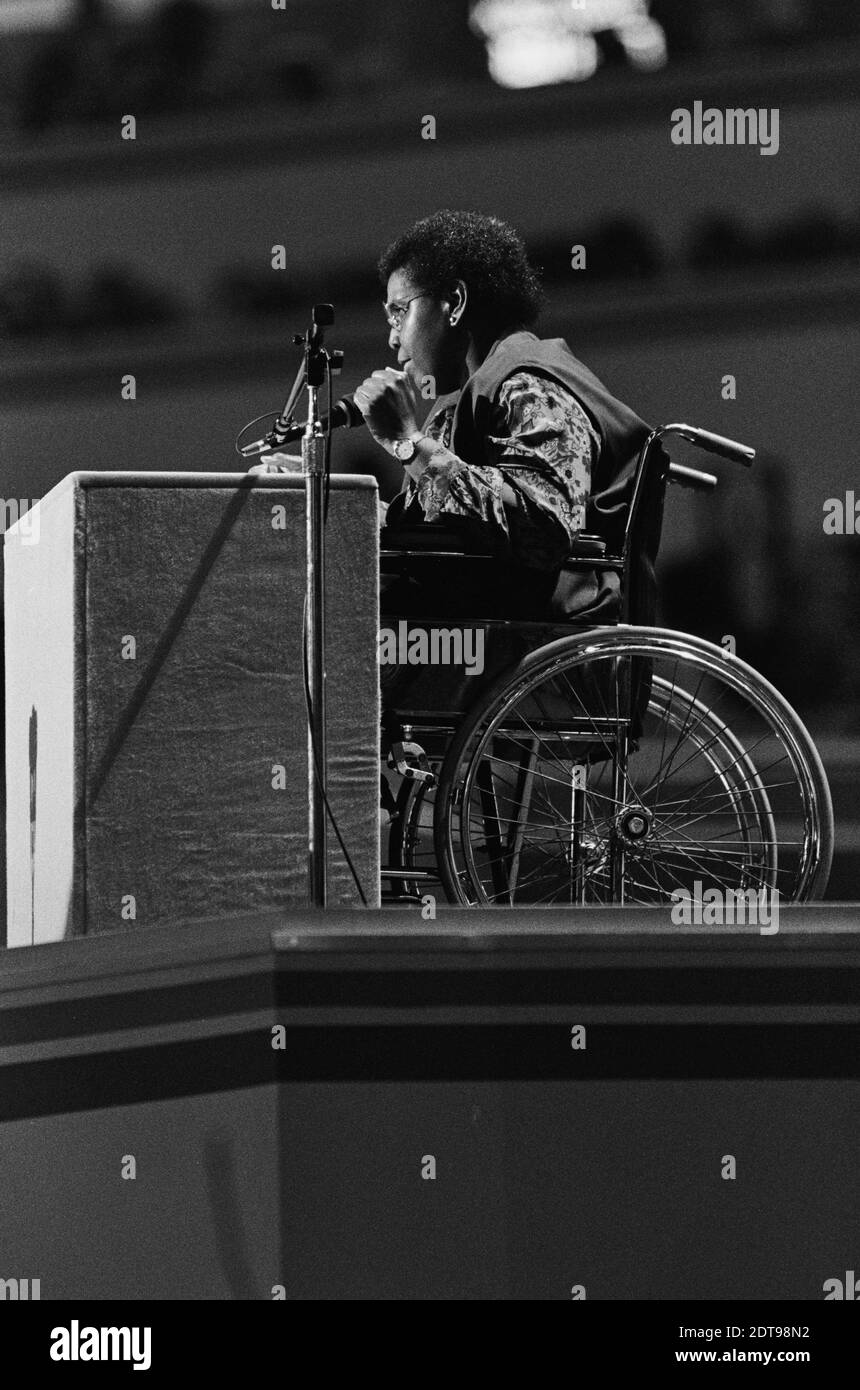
[[378, 425, 834, 908]]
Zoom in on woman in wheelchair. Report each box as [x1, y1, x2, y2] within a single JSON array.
[[356, 209, 658, 629], [356, 211, 833, 909]]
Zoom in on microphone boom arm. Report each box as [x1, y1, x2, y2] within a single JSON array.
[[240, 391, 359, 457]]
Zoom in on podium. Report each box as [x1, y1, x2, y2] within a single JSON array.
[[4, 472, 381, 945]]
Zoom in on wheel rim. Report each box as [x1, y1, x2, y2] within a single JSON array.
[[435, 629, 833, 907]]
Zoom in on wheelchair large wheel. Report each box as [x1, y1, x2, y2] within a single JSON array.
[[434, 626, 834, 907]]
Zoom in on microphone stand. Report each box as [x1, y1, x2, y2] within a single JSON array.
[[298, 304, 339, 908]]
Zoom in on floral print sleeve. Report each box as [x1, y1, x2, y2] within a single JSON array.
[[406, 371, 599, 570]]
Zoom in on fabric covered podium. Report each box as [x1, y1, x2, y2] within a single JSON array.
[[4, 472, 381, 945]]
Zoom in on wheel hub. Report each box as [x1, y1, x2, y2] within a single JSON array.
[[615, 806, 653, 848]]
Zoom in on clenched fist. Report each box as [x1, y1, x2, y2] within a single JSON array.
[[352, 367, 424, 450]]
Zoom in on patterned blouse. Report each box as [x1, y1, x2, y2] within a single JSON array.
[[402, 372, 599, 570]]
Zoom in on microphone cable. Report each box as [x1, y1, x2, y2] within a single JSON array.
[[302, 352, 369, 906], [302, 591, 369, 908], [234, 410, 282, 457]]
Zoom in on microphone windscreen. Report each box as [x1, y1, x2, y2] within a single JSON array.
[[335, 395, 365, 428]]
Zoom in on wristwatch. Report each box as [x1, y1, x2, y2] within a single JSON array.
[[391, 432, 422, 463]]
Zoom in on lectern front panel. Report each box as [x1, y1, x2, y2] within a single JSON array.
[[5, 472, 380, 943]]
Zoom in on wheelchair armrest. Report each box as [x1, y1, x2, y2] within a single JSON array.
[[567, 533, 608, 560], [380, 525, 611, 569], [380, 525, 495, 557], [379, 528, 610, 563]]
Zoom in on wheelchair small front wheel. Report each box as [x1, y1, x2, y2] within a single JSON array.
[[433, 626, 834, 907]]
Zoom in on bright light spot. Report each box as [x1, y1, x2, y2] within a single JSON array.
[[471, 0, 667, 87], [568, 0, 648, 29], [616, 17, 667, 70], [488, 30, 599, 86], [0, 0, 74, 33]]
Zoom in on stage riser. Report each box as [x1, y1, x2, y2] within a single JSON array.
[[1, 906, 857, 1299], [0, 1078, 856, 1301]]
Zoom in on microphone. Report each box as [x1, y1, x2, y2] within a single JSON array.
[[240, 394, 364, 457]]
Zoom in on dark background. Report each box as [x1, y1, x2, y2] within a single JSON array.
[[1, 0, 858, 910]]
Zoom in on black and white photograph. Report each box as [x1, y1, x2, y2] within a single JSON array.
[[0, 0, 858, 1343]]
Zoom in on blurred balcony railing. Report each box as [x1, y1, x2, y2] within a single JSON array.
[[2, 259, 858, 400], [1, 18, 859, 180]]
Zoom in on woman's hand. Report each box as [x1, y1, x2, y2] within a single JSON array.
[[246, 453, 302, 474], [353, 368, 423, 450]]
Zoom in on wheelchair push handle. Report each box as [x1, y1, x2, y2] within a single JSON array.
[[666, 462, 717, 491], [662, 423, 755, 465]]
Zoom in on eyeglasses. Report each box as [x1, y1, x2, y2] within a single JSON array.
[[383, 291, 431, 331]]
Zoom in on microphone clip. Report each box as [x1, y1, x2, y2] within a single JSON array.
[[237, 305, 346, 457]]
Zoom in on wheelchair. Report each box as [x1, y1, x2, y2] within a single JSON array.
[[379, 424, 834, 908]]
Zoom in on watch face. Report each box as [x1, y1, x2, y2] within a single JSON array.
[[394, 438, 415, 461]]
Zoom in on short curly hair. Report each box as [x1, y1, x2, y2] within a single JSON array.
[[378, 210, 545, 332]]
